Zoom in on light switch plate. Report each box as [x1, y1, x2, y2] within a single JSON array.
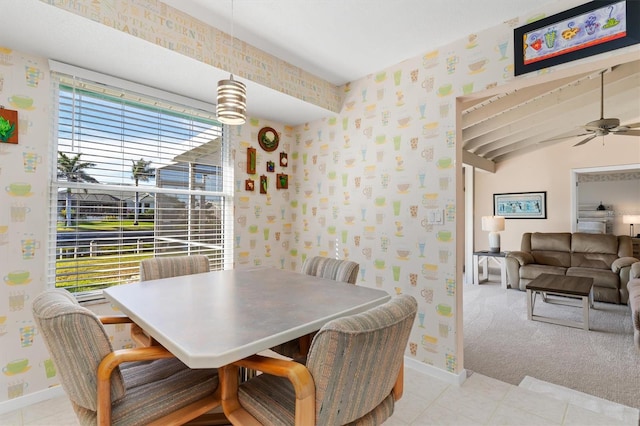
[[426, 208, 444, 225]]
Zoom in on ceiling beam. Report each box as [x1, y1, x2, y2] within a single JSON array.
[[461, 72, 595, 128], [463, 64, 639, 145], [461, 59, 639, 165], [467, 86, 640, 156], [462, 150, 495, 173]]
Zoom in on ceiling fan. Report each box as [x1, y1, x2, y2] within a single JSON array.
[[546, 69, 640, 147]]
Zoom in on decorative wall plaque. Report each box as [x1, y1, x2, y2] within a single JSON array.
[[247, 147, 256, 174]]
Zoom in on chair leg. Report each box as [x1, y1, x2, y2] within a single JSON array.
[[392, 363, 404, 401], [220, 364, 262, 426], [298, 334, 311, 356]]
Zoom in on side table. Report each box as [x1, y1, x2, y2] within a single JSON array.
[[473, 251, 508, 289]]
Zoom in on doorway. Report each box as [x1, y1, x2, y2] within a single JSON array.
[[572, 164, 640, 235]]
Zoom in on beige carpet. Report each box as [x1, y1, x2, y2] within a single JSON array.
[[463, 276, 640, 409]]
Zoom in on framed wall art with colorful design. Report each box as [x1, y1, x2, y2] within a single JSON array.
[[0, 107, 18, 144], [514, 0, 640, 76]]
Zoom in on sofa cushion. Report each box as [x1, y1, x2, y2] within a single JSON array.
[[567, 267, 618, 289], [530, 233, 572, 252], [520, 264, 567, 280], [570, 233, 619, 270], [572, 233, 618, 254], [531, 251, 571, 268], [529, 233, 572, 267], [571, 253, 618, 270]]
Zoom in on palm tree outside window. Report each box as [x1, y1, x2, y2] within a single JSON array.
[[57, 152, 98, 227], [131, 158, 155, 225], [49, 65, 232, 299]]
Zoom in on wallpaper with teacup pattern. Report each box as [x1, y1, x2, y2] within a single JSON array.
[[0, 50, 56, 401], [3, 0, 634, 406]]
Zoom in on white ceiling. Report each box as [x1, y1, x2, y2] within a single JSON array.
[[161, 0, 554, 86], [1, 0, 566, 124], [2, 0, 637, 166]]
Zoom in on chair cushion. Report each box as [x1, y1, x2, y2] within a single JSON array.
[[240, 295, 416, 426], [237, 376, 394, 426], [307, 295, 416, 425], [74, 359, 218, 426], [271, 257, 361, 358], [300, 256, 359, 284], [34, 291, 219, 426], [139, 255, 210, 281], [344, 394, 394, 426], [238, 373, 296, 426], [32, 289, 126, 411]]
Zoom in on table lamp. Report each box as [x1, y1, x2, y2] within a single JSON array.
[[622, 215, 640, 237], [482, 215, 505, 253]]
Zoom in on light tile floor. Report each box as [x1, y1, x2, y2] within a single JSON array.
[[2, 270, 637, 425], [1, 366, 637, 425]]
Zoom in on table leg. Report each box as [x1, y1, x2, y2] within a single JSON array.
[[526, 289, 533, 320], [473, 254, 479, 285], [481, 257, 488, 282], [499, 258, 507, 290], [582, 294, 589, 331]]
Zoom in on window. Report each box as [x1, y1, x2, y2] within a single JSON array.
[[49, 63, 233, 300]]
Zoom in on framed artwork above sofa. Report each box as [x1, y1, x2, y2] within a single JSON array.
[[494, 191, 547, 219]]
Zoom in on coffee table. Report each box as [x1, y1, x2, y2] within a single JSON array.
[[526, 273, 594, 330]]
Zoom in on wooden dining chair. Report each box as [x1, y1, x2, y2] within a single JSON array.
[[131, 255, 211, 346], [300, 255, 359, 285], [270, 256, 360, 359], [221, 294, 417, 426], [33, 289, 221, 426], [139, 254, 211, 281]]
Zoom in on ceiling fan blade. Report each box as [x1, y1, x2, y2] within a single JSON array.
[[621, 122, 640, 129], [611, 130, 640, 137], [573, 134, 597, 146], [537, 132, 592, 143]]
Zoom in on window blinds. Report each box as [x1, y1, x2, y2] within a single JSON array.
[[49, 66, 233, 298]]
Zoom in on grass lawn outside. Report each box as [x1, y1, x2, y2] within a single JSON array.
[[57, 220, 155, 232], [56, 251, 153, 292]]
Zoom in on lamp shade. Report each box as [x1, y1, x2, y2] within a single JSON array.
[[481, 216, 505, 232], [622, 215, 640, 224], [216, 75, 246, 125]]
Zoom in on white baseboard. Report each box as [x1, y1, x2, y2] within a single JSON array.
[[0, 385, 66, 415], [404, 356, 467, 386]]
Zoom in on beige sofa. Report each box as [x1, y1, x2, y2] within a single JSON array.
[[505, 232, 638, 304], [627, 263, 640, 350]]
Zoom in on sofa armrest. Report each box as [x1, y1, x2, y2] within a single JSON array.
[[631, 262, 640, 280], [505, 251, 533, 291], [506, 251, 534, 266], [612, 257, 639, 274]]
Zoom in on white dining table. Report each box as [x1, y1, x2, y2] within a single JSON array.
[[104, 266, 391, 369]]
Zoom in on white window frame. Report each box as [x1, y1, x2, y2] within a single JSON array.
[[48, 61, 234, 301]]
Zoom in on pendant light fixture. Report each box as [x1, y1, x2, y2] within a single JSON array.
[[216, 0, 246, 125]]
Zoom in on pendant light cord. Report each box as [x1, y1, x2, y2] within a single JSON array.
[[231, 0, 235, 76], [216, 0, 246, 125]]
